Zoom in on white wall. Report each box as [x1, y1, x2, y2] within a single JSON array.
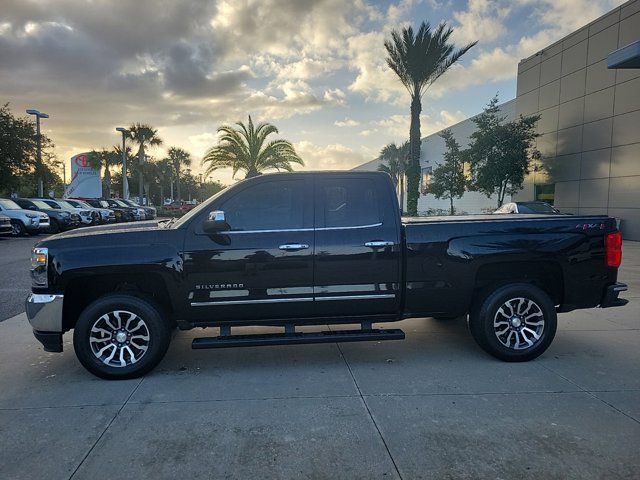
[[354, 99, 517, 215]]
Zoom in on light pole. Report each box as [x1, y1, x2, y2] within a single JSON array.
[[26, 109, 49, 197], [116, 127, 129, 199], [138, 135, 145, 205]]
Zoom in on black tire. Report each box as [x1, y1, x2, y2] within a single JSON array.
[[73, 293, 171, 379], [11, 220, 26, 236], [49, 219, 60, 234], [468, 283, 557, 362]]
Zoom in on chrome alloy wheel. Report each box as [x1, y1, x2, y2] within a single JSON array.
[[89, 310, 150, 367], [493, 297, 545, 350]]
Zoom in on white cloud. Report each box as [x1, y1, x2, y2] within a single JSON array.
[[452, 0, 511, 44], [334, 118, 360, 127], [295, 141, 368, 170]]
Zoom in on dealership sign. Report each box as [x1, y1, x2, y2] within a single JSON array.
[[63, 152, 102, 199]]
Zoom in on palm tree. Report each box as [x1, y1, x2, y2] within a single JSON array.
[[202, 115, 304, 179], [165, 147, 191, 201], [154, 158, 173, 204], [378, 141, 409, 213], [128, 123, 163, 203], [385, 21, 476, 216], [89, 148, 120, 198]]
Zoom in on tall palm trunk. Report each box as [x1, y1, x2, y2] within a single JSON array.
[[103, 167, 111, 198], [245, 168, 259, 179], [176, 174, 181, 201], [407, 95, 422, 216], [399, 173, 405, 215]]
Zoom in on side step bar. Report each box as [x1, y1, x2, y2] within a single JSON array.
[[192, 327, 405, 350]]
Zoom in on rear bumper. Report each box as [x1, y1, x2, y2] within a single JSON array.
[[600, 283, 628, 308]]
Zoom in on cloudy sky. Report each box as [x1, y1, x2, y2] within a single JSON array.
[[0, 0, 623, 184]]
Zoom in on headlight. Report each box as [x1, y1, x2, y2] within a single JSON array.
[[30, 247, 48, 288], [26, 213, 38, 219], [137, 208, 145, 215], [81, 210, 90, 216], [60, 211, 70, 218]]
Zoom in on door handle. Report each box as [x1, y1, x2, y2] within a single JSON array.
[[279, 243, 309, 251], [364, 241, 395, 248]]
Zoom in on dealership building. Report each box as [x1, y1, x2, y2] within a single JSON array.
[[355, 0, 640, 239]]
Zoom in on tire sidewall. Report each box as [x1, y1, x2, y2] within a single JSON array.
[[73, 294, 170, 379], [11, 220, 25, 236], [472, 284, 557, 362]]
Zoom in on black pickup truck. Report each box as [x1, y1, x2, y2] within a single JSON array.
[[26, 171, 628, 379]]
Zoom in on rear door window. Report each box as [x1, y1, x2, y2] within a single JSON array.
[[318, 178, 381, 228]]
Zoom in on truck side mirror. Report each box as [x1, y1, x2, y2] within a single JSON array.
[[203, 210, 230, 233]]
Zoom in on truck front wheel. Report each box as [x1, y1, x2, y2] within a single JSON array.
[[468, 283, 557, 362], [73, 294, 171, 379]]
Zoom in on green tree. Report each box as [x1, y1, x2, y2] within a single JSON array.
[[202, 115, 303, 179], [385, 22, 476, 216], [466, 96, 541, 207], [0, 103, 58, 195], [88, 148, 122, 198], [377, 141, 409, 213], [165, 147, 192, 201], [128, 123, 163, 202], [426, 129, 466, 215]]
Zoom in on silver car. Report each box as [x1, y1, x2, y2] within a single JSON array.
[[0, 198, 50, 236]]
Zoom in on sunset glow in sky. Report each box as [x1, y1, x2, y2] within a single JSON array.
[[0, 0, 624, 184]]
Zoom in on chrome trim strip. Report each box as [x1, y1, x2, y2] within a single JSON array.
[[209, 289, 249, 298], [314, 284, 392, 294], [317, 222, 382, 231], [315, 294, 396, 301], [267, 287, 314, 295], [225, 228, 314, 234], [221, 222, 382, 234], [191, 297, 314, 307]]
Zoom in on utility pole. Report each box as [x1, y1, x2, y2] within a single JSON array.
[[26, 109, 49, 197], [116, 127, 129, 199]]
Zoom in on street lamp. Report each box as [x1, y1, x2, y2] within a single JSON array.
[[116, 127, 129, 199], [26, 109, 49, 197]]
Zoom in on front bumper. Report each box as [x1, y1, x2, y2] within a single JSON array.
[[25, 293, 64, 352], [600, 283, 628, 308]]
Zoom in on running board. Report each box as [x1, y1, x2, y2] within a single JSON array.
[[192, 328, 405, 349]]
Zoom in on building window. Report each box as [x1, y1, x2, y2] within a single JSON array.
[[535, 184, 555, 205], [420, 167, 433, 194]]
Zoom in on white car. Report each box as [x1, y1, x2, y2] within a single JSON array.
[[39, 198, 98, 226], [65, 198, 116, 224], [0, 198, 50, 236]]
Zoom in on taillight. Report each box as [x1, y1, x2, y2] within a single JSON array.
[[605, 230, 622, 267]]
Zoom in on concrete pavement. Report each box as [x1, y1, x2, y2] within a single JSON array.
[[0, 243, 638, 479]]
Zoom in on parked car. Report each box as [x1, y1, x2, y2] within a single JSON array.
[[0, 214, 12, 236], [104, 198, 145, 221], [164, 200, 196, 212], [82, 198, 131, 222], [37, 198, 98, 226], [494, 201, 564, 215], [25, 171, 627, 379], [14, 198, 80, 233], [66, 198, 116, 224], [119, 199, 156, 219], [0, 198, 50, 236]]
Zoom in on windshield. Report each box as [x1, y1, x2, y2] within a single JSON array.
[[0, 199, 21, 210], [32, 200, 51, 209], [522, 202, 558, 214], [122, 199, 138, 207], [113, 199, 129, 207], [55, 200, 76, 209], [171, 186, 231, 228]]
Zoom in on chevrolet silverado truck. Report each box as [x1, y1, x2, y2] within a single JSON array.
[[25, 172, 628, 379]]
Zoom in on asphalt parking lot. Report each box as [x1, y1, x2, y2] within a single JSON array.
[[0, 238, 638, 479]]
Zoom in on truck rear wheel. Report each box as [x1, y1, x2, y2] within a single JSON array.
[[73, 294, 171, 379], [468, 283, 557, 362]]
